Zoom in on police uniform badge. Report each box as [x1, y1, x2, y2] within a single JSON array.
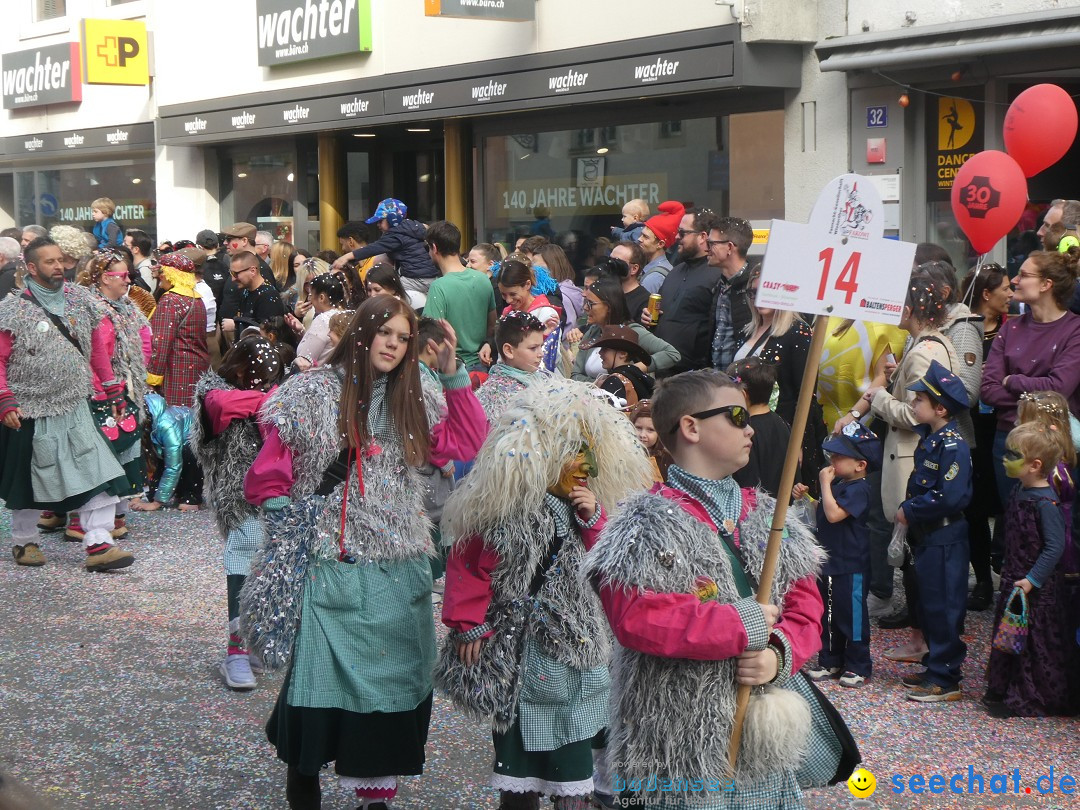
[[944, 462, 959, 481]]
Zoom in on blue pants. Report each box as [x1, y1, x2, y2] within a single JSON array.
[[817, 573, 872, 677], [911, 528, 969, 687]]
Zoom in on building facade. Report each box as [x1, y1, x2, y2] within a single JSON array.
[[1, 0, 1076, 267]]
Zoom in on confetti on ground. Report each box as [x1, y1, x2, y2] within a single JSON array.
[[0, 507, 1075, 809]]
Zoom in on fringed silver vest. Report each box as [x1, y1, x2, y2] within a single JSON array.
[[584, 489, 825, 797], [0, 285, 100, 418], [258, 365, 445, 562], [98, 292, 150, 419], [190, 371, 261, 537], [435, 500, 611, 734]]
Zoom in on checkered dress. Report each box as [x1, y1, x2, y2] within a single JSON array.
[[147, 293, 209, 407]]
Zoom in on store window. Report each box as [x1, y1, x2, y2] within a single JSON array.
[[480, 110, 784, 268], [220, 141, 301, 246], [34, 0, 66, 21], [13, 161, 156, 240]]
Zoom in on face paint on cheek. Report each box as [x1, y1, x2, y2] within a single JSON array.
[[1002, 454, 1027, 478], [548, 449, 594, 498]]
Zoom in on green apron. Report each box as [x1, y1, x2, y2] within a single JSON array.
[[287, 554, 436, 715]]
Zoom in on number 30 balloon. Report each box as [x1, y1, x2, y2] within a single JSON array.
[[950, 150, 1028, 255], [1004, 84, 1078, 177]]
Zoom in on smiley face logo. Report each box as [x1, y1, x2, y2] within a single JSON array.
[[848, 767, 877, 798]]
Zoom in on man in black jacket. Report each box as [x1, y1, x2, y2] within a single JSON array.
[[219, 223, 279, 334], [331, 198, 438, 308], [220, 250, 284, 336], [645, 210, 723, 376], [196, 229, 231, 311]]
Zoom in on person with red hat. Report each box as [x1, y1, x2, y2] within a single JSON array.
[[637, 200, 684, 293]]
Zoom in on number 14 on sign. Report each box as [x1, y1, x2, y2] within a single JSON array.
[[755, 219, 914, 325], [817, 247, 860, 304]]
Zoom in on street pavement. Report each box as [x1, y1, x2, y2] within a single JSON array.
[[0, 506, 1076, 810]]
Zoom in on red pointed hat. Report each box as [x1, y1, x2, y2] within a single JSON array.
[[643, 201, 685, 247]]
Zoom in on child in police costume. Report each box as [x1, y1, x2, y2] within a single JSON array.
[[801, 422, 881, 689], [895, 359, 972, 703]]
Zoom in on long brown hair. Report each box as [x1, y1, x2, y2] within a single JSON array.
[[329, 295, 430, 465]]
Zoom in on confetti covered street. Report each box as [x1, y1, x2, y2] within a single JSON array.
[[0, 506, 1076, 810]]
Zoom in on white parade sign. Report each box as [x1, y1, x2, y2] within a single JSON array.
[[755, 174, 916, 325]]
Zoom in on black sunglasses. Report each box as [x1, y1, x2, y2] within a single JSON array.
[[668, 404, 749, 434]]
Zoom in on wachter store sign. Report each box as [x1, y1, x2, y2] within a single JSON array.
[[256, 0, 372, 66], [1, 43, 82, 110]]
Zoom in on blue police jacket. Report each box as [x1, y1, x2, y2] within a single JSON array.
[[900, 419, 972, 543]]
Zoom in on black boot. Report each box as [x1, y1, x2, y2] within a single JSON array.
[[967, 580, 994, 611], [499, 790, 541, 810], [286, 766, 321, 810]]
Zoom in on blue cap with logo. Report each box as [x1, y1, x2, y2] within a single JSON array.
[[822, 420, 882, 471], [907, 359, 970, 415], [366, 198, 407, 227]]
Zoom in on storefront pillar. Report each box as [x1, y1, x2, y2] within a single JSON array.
[[444, 120, 471, 250], [318, 134, 346, 252]]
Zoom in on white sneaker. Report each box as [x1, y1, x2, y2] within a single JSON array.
[[220, 654, 257, 690], [839, 671, 868, 688], [867, 593, 893, 618], [805, 664, 840, 681]]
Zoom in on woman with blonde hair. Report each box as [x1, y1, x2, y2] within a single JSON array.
[[269, 241, 298, 310], [736, 267, 827, 490]]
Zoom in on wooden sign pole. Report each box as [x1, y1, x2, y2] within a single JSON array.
[[727, 311, 831, 773]]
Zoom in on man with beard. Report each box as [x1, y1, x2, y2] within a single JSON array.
[[643, 210, 724, 376], [0, 238, 135, 571]]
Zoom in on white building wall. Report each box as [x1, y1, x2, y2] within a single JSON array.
[[782, 0, 849, 224], [0, 0, 153, 136]]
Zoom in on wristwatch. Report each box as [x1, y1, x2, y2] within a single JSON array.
[[848, 408, 861, 418]]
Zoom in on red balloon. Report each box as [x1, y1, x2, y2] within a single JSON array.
[[950, 150, 1028, 255], [1004, 83, 1078, 177]]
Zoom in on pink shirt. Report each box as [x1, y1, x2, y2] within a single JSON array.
[[203, 388, 271, 436]]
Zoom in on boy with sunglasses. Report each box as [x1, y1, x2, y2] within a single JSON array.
[[586, 369, 826, 808], [800, 422, 881, 689]]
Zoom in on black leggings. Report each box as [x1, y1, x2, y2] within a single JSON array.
[[227, 574, 245, 622]]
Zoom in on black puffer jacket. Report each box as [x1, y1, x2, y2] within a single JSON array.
[[352, 219, 438, 280]]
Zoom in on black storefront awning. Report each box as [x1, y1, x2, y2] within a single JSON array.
[[817, 7, 1080, 73], [156, 25, 801, 146]]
